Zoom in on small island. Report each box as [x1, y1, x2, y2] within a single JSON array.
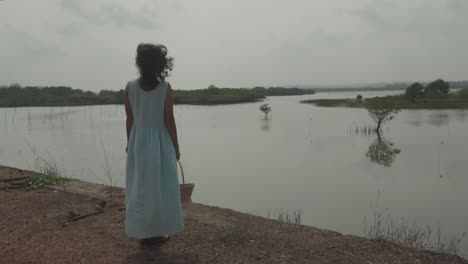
[[0, 84, 315, 107], [302, 79, 468, 109], [172, 85, 315, 105]]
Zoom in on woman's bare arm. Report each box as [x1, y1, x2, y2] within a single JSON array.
[[164, 83, 180, 160], [124, 83, 134, 148]]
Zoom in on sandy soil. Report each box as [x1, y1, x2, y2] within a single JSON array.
[[1, 165, 467, 264]]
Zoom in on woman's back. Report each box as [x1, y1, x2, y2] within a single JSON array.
[[127, 80, 168, 128]]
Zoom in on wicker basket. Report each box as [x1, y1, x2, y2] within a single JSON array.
[[178, 161, 194, 203]]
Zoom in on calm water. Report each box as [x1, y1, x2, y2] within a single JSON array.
[[1, 91, 468, 254]]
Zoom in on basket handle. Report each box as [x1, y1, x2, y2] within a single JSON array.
[[178, 160, 185, 184]]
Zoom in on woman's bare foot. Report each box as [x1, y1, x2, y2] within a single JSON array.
[[151, 235, 170, 244], [139, 235, 170, 248]]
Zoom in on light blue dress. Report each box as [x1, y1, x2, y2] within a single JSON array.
[[125, 79, 184, 239]]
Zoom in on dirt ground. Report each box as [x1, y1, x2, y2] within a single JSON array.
[[1, 165, 467, 264]]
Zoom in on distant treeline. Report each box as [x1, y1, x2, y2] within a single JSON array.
[[313, 85, 407, 93], [0, 84, 316, 107], [0, 84, 124, 107], [308, 81, 468, 93], [252, 86, 316, 96]]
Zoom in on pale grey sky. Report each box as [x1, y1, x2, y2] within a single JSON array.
[[1, 0, 467, 91]]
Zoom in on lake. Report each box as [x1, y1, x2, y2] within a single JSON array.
[[1, 90, 467, 255]]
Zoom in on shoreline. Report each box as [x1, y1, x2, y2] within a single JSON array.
[[1, 164, 467, 263], [302, 98, 468, 109]]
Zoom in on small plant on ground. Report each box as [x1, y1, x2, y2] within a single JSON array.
[[267, 209, 302, 226], [364, 192, 467, 256], [24, 140, 71, 190], [98, 130, 117, 204], [26, 139, 65, 179], [26, 174, 71, 190], [260, 103, 272, 119]]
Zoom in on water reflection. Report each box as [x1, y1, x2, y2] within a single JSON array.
[[408, 119, 422, 127], [260, 118, 271, 131], [407, 111, 423, 127], [455, 110, 467, 122], [3, 111, 7, 129], [406, 111, 467, 127], [428, 112, 449, 127], [366, 133, 401, 167], [349, 124, 377, 136]]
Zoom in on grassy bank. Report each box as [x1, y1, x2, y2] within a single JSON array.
[[1, 165, 467, 264], [302, 89, 468, 109], [0, 84, 316, 107]]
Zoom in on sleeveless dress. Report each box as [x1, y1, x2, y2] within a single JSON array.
[[125, 79, 184, 239]]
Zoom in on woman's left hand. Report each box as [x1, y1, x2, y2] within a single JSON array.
[[176, 149, 180, 161]]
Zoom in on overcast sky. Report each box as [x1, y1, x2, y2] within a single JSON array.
[[1, 0, 467, 91]]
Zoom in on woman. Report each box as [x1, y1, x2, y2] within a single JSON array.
[[124, 43, 183, 245]]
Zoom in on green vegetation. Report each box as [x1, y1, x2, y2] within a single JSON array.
[[405, 82, 424, 102], [173, 85, 263, 105], [397, 79, 468, 108], [424, 79, 450, 96], [303, 79, 468, 109], [0, 84, 124, 107], [25, 143, 72, 190], [26, 174, 71, 190], [459, 88, 468, 99], [365, 97, 400, 132], [259, 103, 272, 119], [0, 84, 316, 107], [301, 99, 363, 108], [356, 94, 363, 103], [172, 85, 316, 105]]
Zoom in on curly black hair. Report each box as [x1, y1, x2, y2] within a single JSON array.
[[135, 43, 173, 87]]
